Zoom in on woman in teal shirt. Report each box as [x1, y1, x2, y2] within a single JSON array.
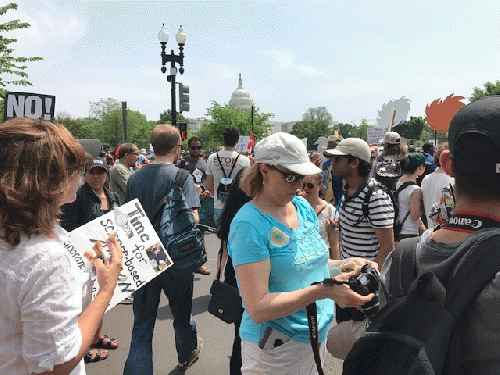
[[228, 133, 376, 375]]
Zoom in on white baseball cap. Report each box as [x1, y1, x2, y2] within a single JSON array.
[[384, 131, 401, 145], [254, 132, 321, 175], [324, 138, 371, 163]]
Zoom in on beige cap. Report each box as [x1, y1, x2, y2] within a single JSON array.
[[324, 138, 371, 163], [254, 132, 321, 175], [383, 131, 401, 145]]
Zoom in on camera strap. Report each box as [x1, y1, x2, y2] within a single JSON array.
[[307, 279, 346, 375], [443, 211, 500, 233]]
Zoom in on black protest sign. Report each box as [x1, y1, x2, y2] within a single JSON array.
[[4, 91, 56, 121]]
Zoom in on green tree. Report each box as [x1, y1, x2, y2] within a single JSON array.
[[335, 122, 356, 139], [0, 2, 43, 117], [158, 109, 188, 124], [89, 97, 121, 120], [350, 118, 373, 140], [392, 116, 426, 140], [55, 116, 94, 140], [198, 101, 273, 150], [291, 107, 333, 149], [470, 81, 500, 102], [95, 108, 153, 148]]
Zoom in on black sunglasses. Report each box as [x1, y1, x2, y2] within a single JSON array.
[[270, 165, 305, 183], [331, 155, 349, 162], [302, 182, 316, 189], [190, 146, 202, 150]]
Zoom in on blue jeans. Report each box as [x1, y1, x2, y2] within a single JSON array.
[[123, 264, 198, 375]]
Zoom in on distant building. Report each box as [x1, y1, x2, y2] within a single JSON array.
[[265, 120, 297, 135], [187, 119, 203, 133], [229, 74, 254, 110]]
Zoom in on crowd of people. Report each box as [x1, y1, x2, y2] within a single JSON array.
[[1, 95, 500, 375]]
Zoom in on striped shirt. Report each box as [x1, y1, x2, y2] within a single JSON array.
[[339, 178, 394, 260]]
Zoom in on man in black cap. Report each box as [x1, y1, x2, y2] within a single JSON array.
[[381, 95, 500, 373]]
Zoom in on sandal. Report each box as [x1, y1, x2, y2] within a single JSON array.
[[92, 334, 119, 349], [195, 265, 211, 275], [84, 349, 108, 363]]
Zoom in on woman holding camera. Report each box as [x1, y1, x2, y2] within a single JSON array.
[[0, 118, 122, 375], [228, 133, 376, 375]]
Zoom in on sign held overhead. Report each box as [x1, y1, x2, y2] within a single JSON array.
[[4, 91, 56, 121]]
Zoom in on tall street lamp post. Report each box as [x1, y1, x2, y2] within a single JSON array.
[[158, 24, 186, 126]]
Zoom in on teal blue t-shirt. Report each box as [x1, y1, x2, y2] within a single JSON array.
[[228, 196, 334, 343]]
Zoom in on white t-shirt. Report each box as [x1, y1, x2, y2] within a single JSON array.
[[207, 150, 251, 210], [0, 226, 90, 375], [396, 182, 421, 236], [316, 203, 336, 247], [421, 169, 454, 229]]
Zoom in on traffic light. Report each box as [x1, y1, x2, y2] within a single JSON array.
[[178, 122, 187, 140], [179, 83, 190, 112]]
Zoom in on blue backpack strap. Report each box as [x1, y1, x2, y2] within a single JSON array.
[[152, 168, 190, 225]]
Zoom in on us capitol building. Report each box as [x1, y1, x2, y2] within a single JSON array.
[[188, 74, 296, 134]]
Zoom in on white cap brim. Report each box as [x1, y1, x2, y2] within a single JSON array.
[[278, 161, 321, 175], [324, 149, 348, 157]]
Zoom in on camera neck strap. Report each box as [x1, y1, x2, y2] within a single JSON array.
[[443, 211, 500, 233], [307, 279, 345, 375]]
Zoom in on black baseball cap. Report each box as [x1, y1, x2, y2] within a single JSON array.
[[448, 96, 500, 175], [86, 158, 109, 173]]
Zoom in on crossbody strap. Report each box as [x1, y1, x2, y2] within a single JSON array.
[[216, 152, 241, 179], [215, 242, 229, 281], [395, 182, 418, 227]]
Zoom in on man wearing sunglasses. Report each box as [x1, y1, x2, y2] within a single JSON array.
[[177, 136, 212, 275], [324, 138, 395, 360], [110, 142, 140, 204]]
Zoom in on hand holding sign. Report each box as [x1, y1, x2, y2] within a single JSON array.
[[93, 232, 123, 297]]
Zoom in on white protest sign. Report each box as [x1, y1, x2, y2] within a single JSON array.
[[4, 91, 56, 121], [367, 128, 387, 144], [376, 97, 411, 130], [235, 135, 250, 153], [64, 199, 172, 311]]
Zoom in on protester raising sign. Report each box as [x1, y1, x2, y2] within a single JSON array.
[[64, 199, 173, 311]]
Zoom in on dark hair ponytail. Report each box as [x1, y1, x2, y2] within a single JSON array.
[[400, 155, 418, 174]]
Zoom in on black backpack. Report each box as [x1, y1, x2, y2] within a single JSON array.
[[374, 156, 403, 192], [356, 181, 416, 240], [152, 168, 207, 269], [343, 233, 500, 375]]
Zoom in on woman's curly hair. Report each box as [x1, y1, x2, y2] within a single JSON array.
[[0, 117, 87, 246]]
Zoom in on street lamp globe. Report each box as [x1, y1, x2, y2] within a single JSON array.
[[158, 24, 168, 43], [176, 25, 186, 46]]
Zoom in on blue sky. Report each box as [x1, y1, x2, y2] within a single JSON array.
[[4, 0, 500, 125]]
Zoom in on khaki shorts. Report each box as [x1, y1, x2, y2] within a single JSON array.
[[326, 319, 367, 360], [241, 338, 327, 375]]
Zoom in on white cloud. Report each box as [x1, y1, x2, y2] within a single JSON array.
[[3, 1, 88, 56], [259, 50, 323, 77]]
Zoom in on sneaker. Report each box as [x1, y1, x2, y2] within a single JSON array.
[[170, 337, 203, 373]]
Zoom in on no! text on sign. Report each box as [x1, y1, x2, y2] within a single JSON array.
[[4, 91, 56, 121]]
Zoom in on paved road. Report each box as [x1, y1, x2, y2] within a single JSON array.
[[87, 233, 344, 375]]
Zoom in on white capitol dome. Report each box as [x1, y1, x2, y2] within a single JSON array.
[[229, 74, 254, 110]]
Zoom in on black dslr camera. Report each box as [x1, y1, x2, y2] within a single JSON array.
[[346, 264, 380, 318]]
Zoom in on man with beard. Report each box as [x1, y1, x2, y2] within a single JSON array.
[[177, 136, 212, 275], [123, 125, 203, 375]]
